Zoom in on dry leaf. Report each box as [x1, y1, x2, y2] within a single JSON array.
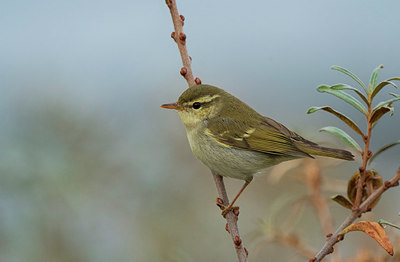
[[340, 221, 394, 256]]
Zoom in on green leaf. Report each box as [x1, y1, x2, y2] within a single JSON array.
[[388, 77, 400, 82], [320, 126, 362, 151], [307, 106, 364, 136], [331, 194, 353, 209], [370, 106, 394, 123], [370, 65, 384, 94], [317, 85, 368, 115], [373, 93, 400, 112], [378, 219, 400, 231], [371, 80, 398, 99], [330, 84, 369, 105], [370, 140, 400, 163], [331, 65, 367, 94]]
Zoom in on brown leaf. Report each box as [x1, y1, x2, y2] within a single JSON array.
[[340, 221, 394, 256], [347, 172, 360, 204], [347, 170, 382, 208], [370, 106, 393, 123]]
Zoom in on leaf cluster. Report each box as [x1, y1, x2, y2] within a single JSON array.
[[307, 65, 400, 163], [331, 170, 382, 210], [308, 65, 400, 258]]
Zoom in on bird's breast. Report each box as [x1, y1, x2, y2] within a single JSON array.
[[184, 126, 286, 181]]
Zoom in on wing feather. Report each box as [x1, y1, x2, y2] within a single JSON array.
[[206, 117, 311, 158]]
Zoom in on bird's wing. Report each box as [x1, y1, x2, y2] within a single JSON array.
[[206, 117, 311, 158], [262, 116, 319, 146]]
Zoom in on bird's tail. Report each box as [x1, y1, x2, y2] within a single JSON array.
[[296, 143, 354, 161]]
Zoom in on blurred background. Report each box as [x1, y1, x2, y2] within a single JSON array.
[[1, 0, 400, 261]]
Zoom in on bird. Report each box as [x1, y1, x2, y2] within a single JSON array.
[[161, 84, 354, 216]]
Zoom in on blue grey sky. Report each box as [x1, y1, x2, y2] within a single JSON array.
[[1, 1, 400, 261], [2, 0, 399, 165]]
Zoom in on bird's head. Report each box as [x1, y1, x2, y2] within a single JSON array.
[[161, 84, 228, 128]]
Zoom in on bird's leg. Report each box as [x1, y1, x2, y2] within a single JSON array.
[[221, 180, 251, 218]]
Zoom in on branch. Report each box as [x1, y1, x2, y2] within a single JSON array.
[[213, 173, 248, 262], [304, 160, 341, 262], [304, 160, 334, 236], [312, 167, 400, 262], [165, 1, 248, 261], [353, 103, 373, 209], [165, 0, 197, 87]]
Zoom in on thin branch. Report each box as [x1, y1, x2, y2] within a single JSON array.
[[165, 0, 196, 87], [304, 160, 334, 236], [304, 160, 341, 262], [213, 173, 248, 262], [353, 99, 373, 209], [165, 1, 248, 261], [313, 167, 400, 262]]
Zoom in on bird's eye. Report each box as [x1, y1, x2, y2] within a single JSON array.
[[192, 102, 201, 109]]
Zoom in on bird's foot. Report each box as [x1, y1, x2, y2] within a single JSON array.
[[216, 198, 239, 218], [221, 205, 239, 218], [216, 197, 225, 209]]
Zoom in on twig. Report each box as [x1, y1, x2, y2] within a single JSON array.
[[304, 160, 340, 262], [165, 1, 248, 261], [304, 160, 334, 237], [353, 101, 373, 209], [213, 173, 248, 262], [165, 0, 196, 87], [313, 167, 400, 262]]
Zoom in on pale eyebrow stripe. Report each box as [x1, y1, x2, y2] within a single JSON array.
[[183, 94, 221, 106], [198, 94, 220, 103]]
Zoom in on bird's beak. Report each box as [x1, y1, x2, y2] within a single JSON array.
[[160, 102, 183, 110]]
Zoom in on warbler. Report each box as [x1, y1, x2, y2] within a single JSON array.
[[161, 84, 353, 216]]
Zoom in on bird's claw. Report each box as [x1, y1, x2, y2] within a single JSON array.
[[216, 198, 239, 218], [216, 197, 225, 210], [221, 205, 239, 218]]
